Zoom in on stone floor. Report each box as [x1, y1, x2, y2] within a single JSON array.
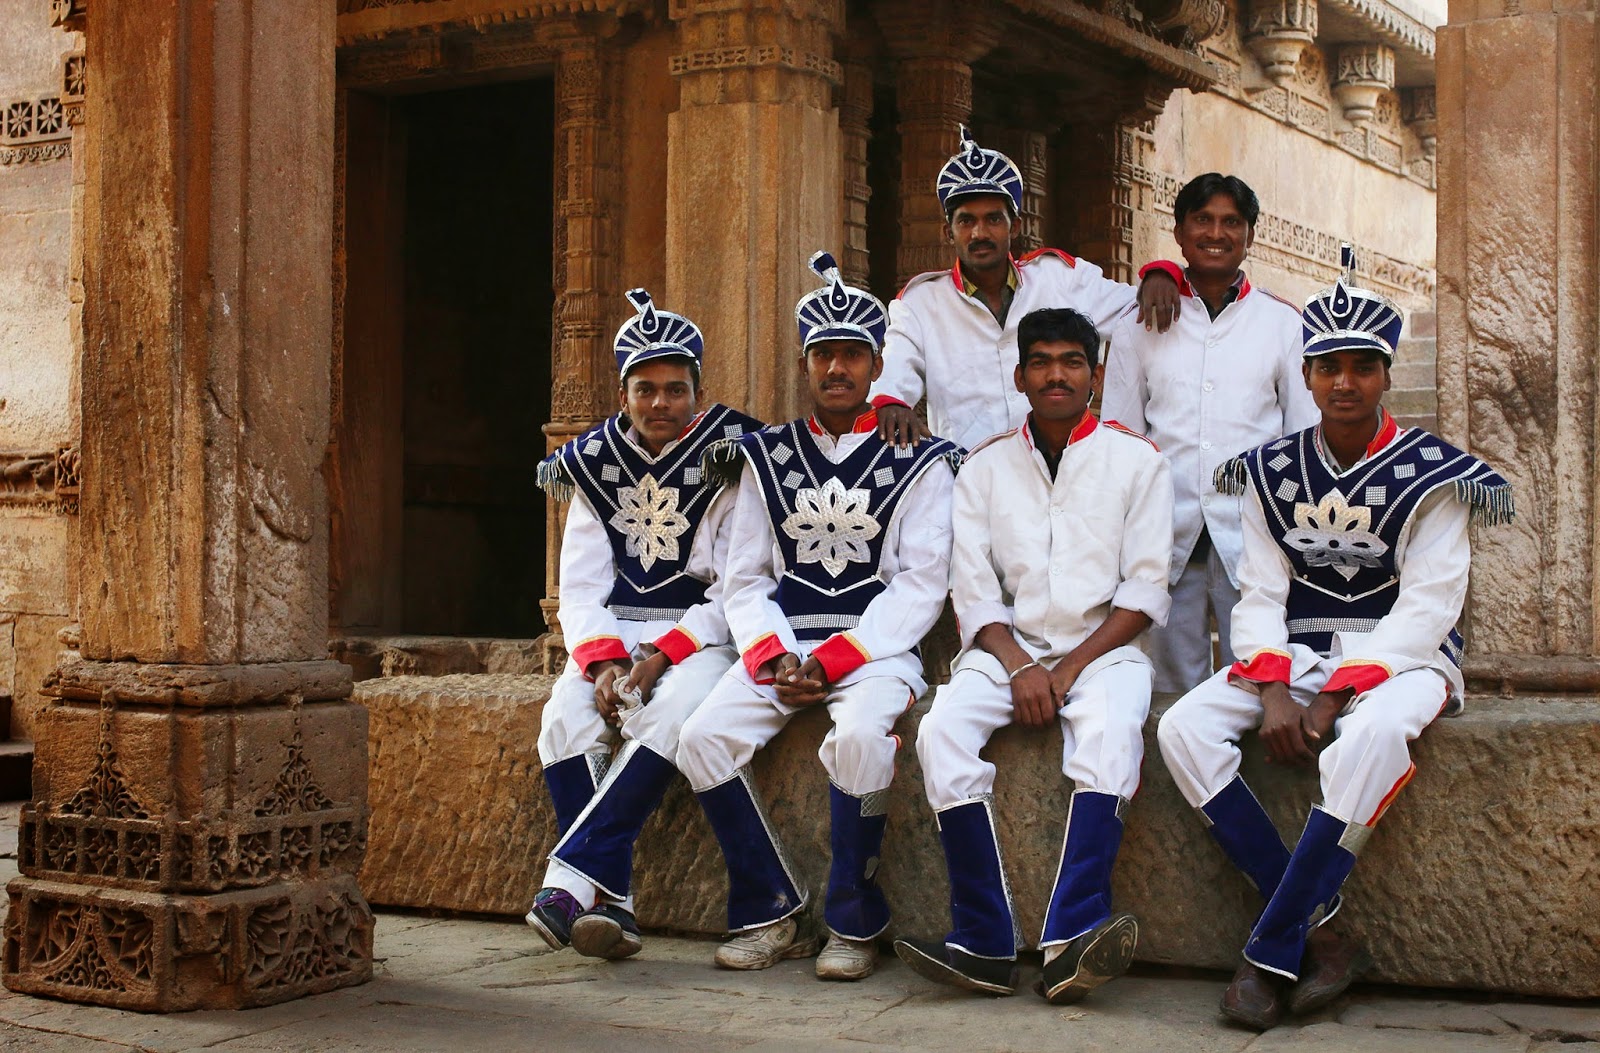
[[0, 802, 1594, 1052]]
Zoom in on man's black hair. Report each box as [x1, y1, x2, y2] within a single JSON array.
[[944, 192, 1018, 224], [1017, 307, 1101, 370], [621, 356, 702, 390], [1173, 172, 1260, 227]]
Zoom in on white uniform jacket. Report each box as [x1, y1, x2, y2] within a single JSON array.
[[1102, 274, 1317, 587], [723, 417, 955, 701], [1229, 422, 1473, 703], [558, 427, 738, 676], [873, 249, 1139, 451], [949, 414, 1173, 683]]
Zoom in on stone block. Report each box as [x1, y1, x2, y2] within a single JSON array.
[[12, 613, 69, 742], [357, 676, 1600, 997], [21, 700, 368, 894], [0, 516, 69, 616], [1, 873, 372, 1011]]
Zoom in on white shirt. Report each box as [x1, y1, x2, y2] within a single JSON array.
[[949, 416, 1173, 683], [873, 251, 1138, 451], [558, 427, 737, 672], [1230, 425, 1473, 701], [1102, 275, 1317, 587], [721, 423, 955, 699]]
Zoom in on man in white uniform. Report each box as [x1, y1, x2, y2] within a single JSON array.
[[872, 126, 1182, 451], [894, 306, 1173, 1004], [676, 252, 958, 981], [1157, 249, 1514, 1029], [527, 289, 762, 958], [1102, 173, 1318, 694]]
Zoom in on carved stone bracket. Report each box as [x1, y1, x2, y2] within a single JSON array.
[[1402, 85, 1437, 157], [50, 0, 87, 32], [0, 447, 79, 513], [1332, 42, 1394, 124], [1245, 0, 1317, 87], [1143, 0, 1228, 50]]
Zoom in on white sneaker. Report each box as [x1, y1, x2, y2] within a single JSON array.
[[713, 917, 820, 970], [816, 933, 878, 981]]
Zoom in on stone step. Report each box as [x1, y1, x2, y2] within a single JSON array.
[[1385, 388, 1438, 416], [1389, 358, 1436, 390], [1394, 413, 1438, 434], [356, 675, 1600, 998]]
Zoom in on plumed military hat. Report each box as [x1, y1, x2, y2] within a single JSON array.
[[936, 125, 1024, 214], [1302, 244, 1403, 360], [613, 288, 704, 376], [795, 251, 888, 352]]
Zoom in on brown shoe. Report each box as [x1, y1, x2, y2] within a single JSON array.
[[1289, 928, 1372, 1015], [1221, 962, 1287, 1031]]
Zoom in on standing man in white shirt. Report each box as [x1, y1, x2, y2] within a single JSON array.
[[676, 252, 958, 982], [1102, 173, 1318, 695], [894, 306, 1173, 1004], [527, 289, 762, 958], [872, 126, 1184, 452], [1157, 251, 1514, 1030]]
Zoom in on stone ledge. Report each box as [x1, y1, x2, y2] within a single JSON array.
[[356, 674, 1600, 998], [43, 657, 353, 708]]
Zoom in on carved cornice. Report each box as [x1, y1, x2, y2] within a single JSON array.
[[0, 447, 80, 514], [1322, 0, 1433, 59], [336, 0, 646, 46], [1000, 0, 1219, 90]]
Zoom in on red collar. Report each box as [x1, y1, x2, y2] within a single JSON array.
[[1176, 268, 1251, 303], [1366, 409, 1399, 457], [677, 409, 708, 441], [808, 407, 879, 437], [1021, 412, 1098, 453], [950, 256, 1021, 295]]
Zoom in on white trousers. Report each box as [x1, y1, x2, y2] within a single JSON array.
[[1157, 656, 1449, 826], [537, 644, 737, 768], [1149, 546, 1237, 696], [918, 659, 1152, 811], [676, 673, 913, 796]]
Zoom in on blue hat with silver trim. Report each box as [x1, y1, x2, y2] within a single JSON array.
[[613, 288, 704, 376], [936, 125, 1024, 214], [795, 251, 888, 352], [1302, 244, 1403, 360]]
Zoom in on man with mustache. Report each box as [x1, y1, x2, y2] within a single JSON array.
[[1158, 250, 1514, 1029], [872, 126, 1183, 451], [675, 252, 959, 981], [1102, 173, 1318, 696], [895, 306, 1173, 1003], [526, 289, 762, 959]]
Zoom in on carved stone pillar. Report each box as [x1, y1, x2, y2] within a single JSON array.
[[664, 0, 843, 425], [1435, 0, 1600, 687], [3, 0, 373, 1010], [889, 55, 972, 285], [541, 37, 620, 636], [839, 55, 875, 289], [984, 126, 1048, 255], [1244, 0, 1318, 87], [1402, 85, 1438, 158], [1332, 43, 1395, 124]]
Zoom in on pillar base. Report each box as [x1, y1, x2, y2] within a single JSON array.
[[3, 874, 373, 1011]]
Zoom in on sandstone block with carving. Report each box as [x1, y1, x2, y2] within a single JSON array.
[[358, 676, 1599, 998]]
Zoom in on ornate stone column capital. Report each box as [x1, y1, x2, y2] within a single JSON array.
[[1244, 0, 1317, 88], [1402, 85, 1437, 157], [668, 0, 843, 107], [1333, 42, 1395, 124]]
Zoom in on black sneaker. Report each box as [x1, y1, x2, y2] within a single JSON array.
[[570, 903, 643, 960], [893, 937, 1017, 995], [525, 888, 582, 951], [1038, 913, 1138, 1005]]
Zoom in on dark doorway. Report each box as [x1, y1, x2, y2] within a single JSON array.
[[335, 78, 554, 638]]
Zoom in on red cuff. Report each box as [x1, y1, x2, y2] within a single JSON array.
[[1229, 650, 1292, 685], [871, 394, 910, 410], [652, 626, 701, 666], [1138, 259, 1188, 293], [572, 636, 629, 679], [1323, 662, 1392, 696], [811, 633, 871, 684], [741, 632, 789, 683]]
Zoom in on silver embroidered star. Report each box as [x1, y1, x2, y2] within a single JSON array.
[[609, 475, 689, 572], [781, 477, 880, 578], [1283, 491, 1388, 581]]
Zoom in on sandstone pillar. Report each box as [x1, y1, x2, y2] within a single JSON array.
[[1435, 0, 1599, 687], [665, 0, 844, 424], [2, 0, 373, 1010], [838, 54, 876, 290]]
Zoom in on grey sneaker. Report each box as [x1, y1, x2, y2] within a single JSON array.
[[815, 933, 878, 981], [713, 917, 821, 970]]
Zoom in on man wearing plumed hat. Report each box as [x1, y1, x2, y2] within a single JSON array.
[[1157, 248, 1515, 1030], [871, 126, 1184, 452], [526, 290, 763, 960], [675, 252, 960, 981]]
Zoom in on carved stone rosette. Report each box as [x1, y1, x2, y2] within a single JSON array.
[[1333, 43, 1395, 125], [1245, 0, 1318, 87]]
